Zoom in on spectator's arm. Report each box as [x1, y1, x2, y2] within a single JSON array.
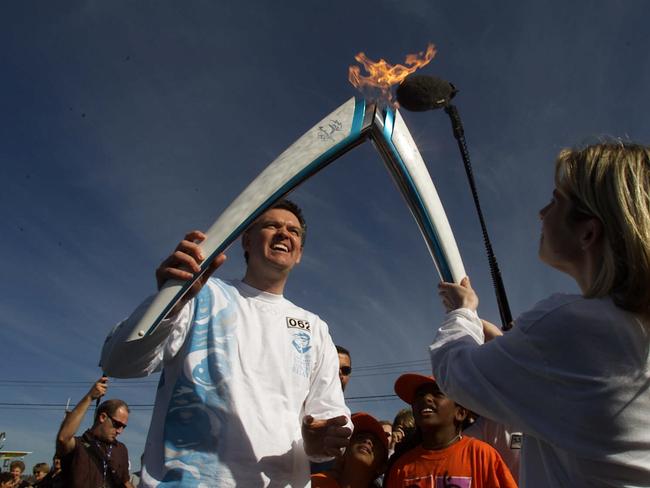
[[56, 377, 107, 456]]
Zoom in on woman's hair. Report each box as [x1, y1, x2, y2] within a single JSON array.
[[555, 142, 650, 314], [392, 408, 415, 434]]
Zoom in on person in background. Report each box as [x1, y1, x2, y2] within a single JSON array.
[[336, 345, 352, 392], [31, 463, 49, 486], [389, 408, 415, 454], [0, 472, 15, 488], [434, 142, 650, 486], [312, 413, 388, 488], [56, 377, 133, 488], [8, 461, 30, 488], [37, 457, 62, 488], [383, 373, 517, 488]]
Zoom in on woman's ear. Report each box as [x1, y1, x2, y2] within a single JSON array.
[[580, 217, 603, 251]]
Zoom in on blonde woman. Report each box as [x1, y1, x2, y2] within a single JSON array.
[[434, 143, 650, 487]]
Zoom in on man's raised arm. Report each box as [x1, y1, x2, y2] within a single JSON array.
[[100, 230, 226, 378], [56, 377, 107, 456]]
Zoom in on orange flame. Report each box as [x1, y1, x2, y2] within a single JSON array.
[[348, 43, 437, 106]]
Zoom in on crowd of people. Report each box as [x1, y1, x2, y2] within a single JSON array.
[[4, 142, 650, 487], [0, 458, 62, 488], [4, 369, 518, 488]]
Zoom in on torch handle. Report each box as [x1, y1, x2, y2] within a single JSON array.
[[444, 104, 513, 330]]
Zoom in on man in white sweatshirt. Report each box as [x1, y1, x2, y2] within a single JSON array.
[[100, 199, 351, 487]]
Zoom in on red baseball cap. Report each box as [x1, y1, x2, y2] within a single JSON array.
[[351, 412, 390, 452], [394, 373, 478, 430], [394, 373, 437, 404]]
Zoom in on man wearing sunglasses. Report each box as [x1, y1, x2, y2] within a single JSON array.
[[56, 376, 134, 488], [336, 345, 352, 392]]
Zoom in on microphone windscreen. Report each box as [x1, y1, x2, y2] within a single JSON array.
[[396, 75, 456, 111]]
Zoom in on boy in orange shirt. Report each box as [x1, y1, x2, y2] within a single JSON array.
[[384, 373, 517, 488], [312, 412, 389, 488]]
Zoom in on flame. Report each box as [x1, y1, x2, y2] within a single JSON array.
[[348, 43, 437, 106]]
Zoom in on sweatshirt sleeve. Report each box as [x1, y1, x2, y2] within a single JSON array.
[[300, 317, 351, 461], [302, 318, 350, 419], [429, 304, 560, 438], [99, 296, 194, 378]]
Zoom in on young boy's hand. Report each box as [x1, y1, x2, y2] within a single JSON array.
[[437, 277, 479, 312]]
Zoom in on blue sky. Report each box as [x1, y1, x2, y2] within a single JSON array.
[[2, 0, 649, 473]]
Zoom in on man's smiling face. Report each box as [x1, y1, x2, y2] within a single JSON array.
[[243, 208, 304, 274]]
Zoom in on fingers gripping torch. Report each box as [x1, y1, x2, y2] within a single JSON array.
[[396, 75, 513, 330]]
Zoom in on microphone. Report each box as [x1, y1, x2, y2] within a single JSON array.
[[396, 75, 457, 111], [397, 74, 513, 330]]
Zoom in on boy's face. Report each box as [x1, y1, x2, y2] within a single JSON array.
[[412, 383, 466, 432], [347, 430, 386, 472]]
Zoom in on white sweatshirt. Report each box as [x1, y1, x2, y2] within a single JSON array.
[[101, 278, 349, 487], [430, 294, 650, 487]]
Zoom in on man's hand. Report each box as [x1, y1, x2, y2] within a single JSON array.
[[302, 415, 351, 457], [437, 276, 479, 313], [155, 230, 227, 314], [88, 376, 108, 401]]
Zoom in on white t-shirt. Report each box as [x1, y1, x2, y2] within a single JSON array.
[[101, 278, 349, 487], [430, 294, 650, 487]]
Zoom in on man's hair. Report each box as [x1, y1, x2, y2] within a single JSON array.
[[94, 398, 130, 424], [335, 344, 351, 359], [555, 142, 650, 314], [243, 199, 307, 263], [32, 463, 49, 475], [9, 460, 25, 472], [379, 420, 392, 427]]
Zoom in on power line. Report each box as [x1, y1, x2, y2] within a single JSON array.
[[0, 392, 402, 410], [0, 357, 431, 387], [0, 380, 158, 385], [353, 359, 429, 371]]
